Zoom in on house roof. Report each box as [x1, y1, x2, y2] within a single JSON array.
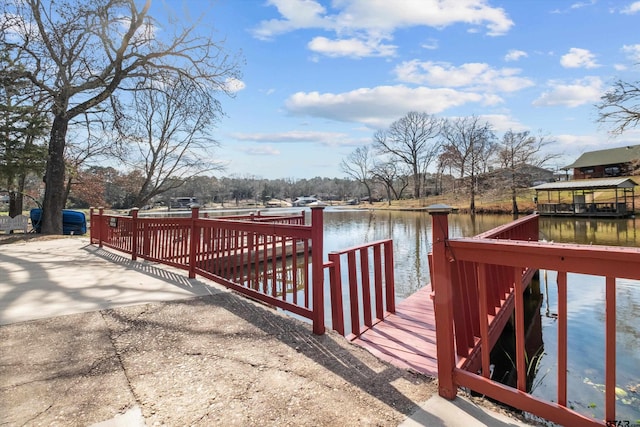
[[563, 144, 640, 170], [531, 177, 638, 191]]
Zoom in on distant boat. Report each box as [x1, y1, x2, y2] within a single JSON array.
[[292, 196, 319, 207]]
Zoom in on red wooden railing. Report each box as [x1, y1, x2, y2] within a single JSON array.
[[429, 207, 640, 427], [452, 213, 539, 374], [325, 240, 395, 338], [90, 206, 326, 334], [213, 210, 306, 225]]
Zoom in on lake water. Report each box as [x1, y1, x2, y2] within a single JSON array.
[[316, 208, 640, 424]]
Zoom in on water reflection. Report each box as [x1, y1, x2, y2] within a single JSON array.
[[322, 209, 516, 299], [540, 217, 639, 246], [535, 271, 640, 422], [320, 209, 640, 422]]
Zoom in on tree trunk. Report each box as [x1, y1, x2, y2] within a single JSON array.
[[8, 174, 26, 217], [8, 191, 19, 218], [469, 176, 476, 214], [41, 116, 69, 234], [511, 171, 519, 215]]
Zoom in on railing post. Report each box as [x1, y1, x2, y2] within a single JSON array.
[[130, 208, 139, 261], [328, 253, 345, 335], [98, 207, 104, 248], [383, 240, 395, 313], [89, 207, 95, 243], [189, 205, 200, 279], [311, 206, 325, 335], [143, 220, 150, 259], [427, 204, 457, 400]]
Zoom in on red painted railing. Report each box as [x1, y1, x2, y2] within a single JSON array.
[[325, 240, 395, 338], [213, 210, 306, 225], [90, 206, 326, 334], [430, 208, 640, 426]]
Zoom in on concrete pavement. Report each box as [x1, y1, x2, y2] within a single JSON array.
[[0, 236, 534, 426]]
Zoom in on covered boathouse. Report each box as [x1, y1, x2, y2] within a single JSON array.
[[532, 177, 638, 217]]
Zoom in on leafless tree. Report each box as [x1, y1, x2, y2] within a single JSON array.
[[497, 130, 557, 214], [439, 116, 495, 214], [374, 112, 441, 199], [1, 0, 241, 233], [117, 73, 224, 208], [596, 80, 640, 135], [63, 110, 123, 205], [341, 145, 375, 203], [371, 159, 409, 204]]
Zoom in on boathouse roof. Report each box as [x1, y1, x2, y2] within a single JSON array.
[[531, 177, 638, 191], [563, 144, 640, 170]]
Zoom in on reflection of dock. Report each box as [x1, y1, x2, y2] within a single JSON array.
[[537, 202, 630, 218], [200, 240, 309, 271]]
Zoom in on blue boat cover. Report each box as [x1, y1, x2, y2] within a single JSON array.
[[30, 209, 87, 235]]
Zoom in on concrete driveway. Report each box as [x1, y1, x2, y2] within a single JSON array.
[[0, 237, 219, 325]]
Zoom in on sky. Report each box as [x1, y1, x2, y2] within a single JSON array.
[[151, 0, 640, 179]]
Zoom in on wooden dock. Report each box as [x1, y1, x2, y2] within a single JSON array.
[[352, 285, 439, 377]]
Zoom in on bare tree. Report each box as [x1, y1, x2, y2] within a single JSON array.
[[597, 80, 640, 135], [371, 159, 410, 205], [118, 73, 224, 208], [63, 110, 122, 206], [440, 116, 495, 214], [497, 130, 557, 214], [340, 145, 375, 203], [374, 112, 441, 199], [1, 0, 240, 233]]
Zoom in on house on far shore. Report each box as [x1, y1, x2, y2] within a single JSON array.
[[562, 144, 640, 179]]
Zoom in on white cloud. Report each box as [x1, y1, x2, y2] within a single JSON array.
[[421, 38, 439, 50], [252, 0, 514, 58], [251, 0, 329, 40], [308, 36, 396, 58], [622, 44, 640, 62], [504, 49, 528, 62], [223, 78, 246, 93], [284, 85, 494, 128], [231, 130, 353, 147], [621, 1, 640, 14], [478, 114, 528, 132], [560, 48, 599, 68], [571, 0, 596, 10], [533, 76, 603, 107], [241, 145, 281, 156], [394, 60, 534, 92]]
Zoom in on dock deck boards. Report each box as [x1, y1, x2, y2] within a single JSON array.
[[352, 285, 439, 377]]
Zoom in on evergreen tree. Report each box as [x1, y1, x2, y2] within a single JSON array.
[[0, 54, 48, 217]]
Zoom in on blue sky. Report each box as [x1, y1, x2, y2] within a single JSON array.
[[156, 0, 640, 179]]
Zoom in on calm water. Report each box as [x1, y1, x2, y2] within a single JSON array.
[[317, 208, 640, 423]]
